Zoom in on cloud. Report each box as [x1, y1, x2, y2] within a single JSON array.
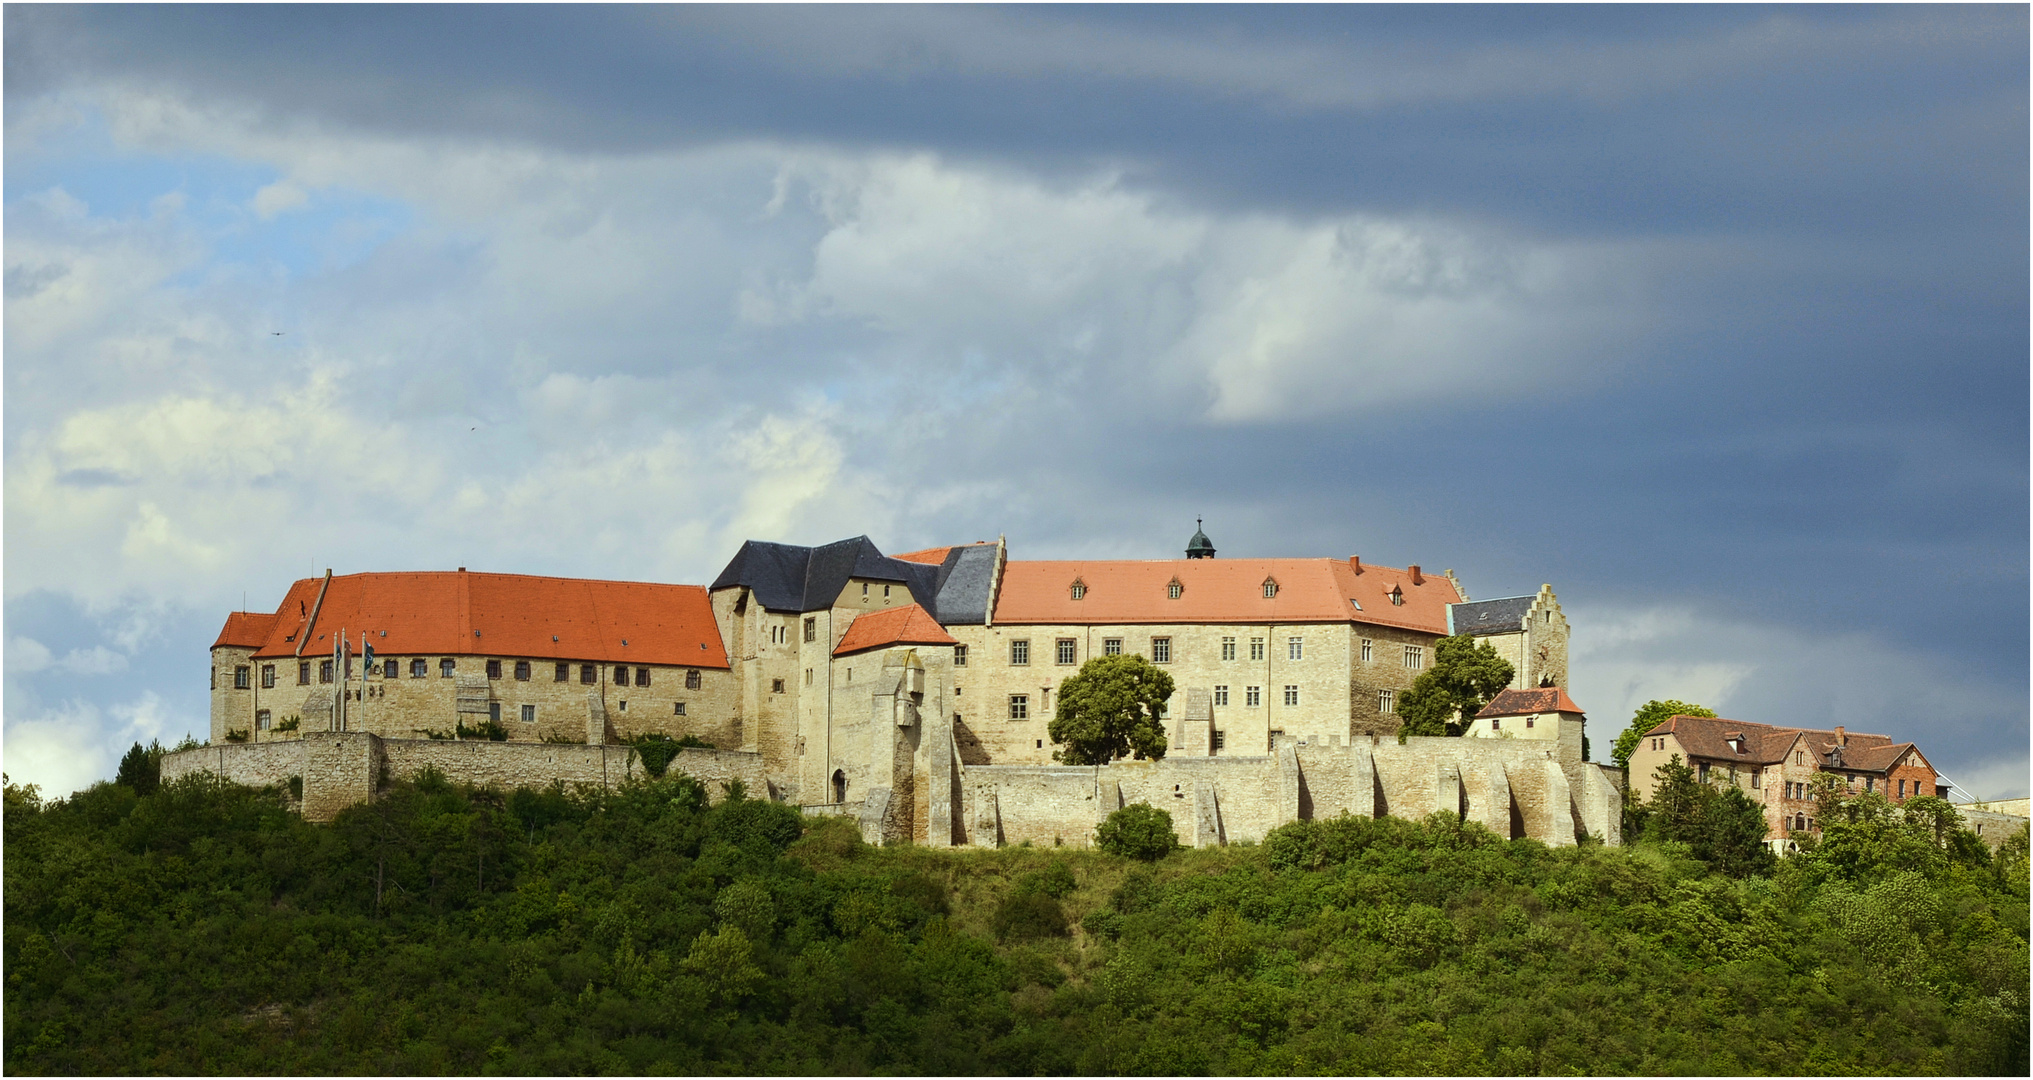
[[1, 691, 184, 798], [250, 178, 308, 219], [1569, 601, 2026, 798]]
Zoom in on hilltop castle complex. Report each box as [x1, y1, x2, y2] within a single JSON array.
[[177, 527, 1993, 849]]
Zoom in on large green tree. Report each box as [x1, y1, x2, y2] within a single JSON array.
[[1047, 654, 1173, 764], [1394, 634, 1516, 738], [1610, 699, 1717, 770], [1642, 754, 1776, 877]]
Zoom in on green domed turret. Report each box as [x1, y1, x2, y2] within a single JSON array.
[[1186, 519, 1216, 559]]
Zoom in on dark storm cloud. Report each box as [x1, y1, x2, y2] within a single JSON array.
[[5, 4, 2024, 792]]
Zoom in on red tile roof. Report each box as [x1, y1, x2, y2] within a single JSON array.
[[1643, 714, 1925, 775], [237, 571, 729, 668], [833, 603, 959, 656], [1477, 687, 1585, 717], [891, 546, 954, 565], [990, 557, 1458, 633], [212, 611, 280, 649]]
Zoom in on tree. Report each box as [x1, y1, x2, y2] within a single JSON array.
[[1048, 654, 1173, 764], [114, 741, 165, 798], [1096, 803, 1180, 861], [1642, 754, 1775, 877], [1394, 635, 1515, 738], [1610, 699, 1717, 770]]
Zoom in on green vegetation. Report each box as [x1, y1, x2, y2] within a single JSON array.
[[1611, 699, 1717, 770], [5, 753, 2025, 1076], [1395, 634, 1516, 739], [1096, 803, 1182, 862], [626, 734, 716, 779], [1047, 654, 1173, 764]]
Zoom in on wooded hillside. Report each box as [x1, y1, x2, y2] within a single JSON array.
[[5, 762, 2025, 1075]]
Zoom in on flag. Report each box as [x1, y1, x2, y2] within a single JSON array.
[[363, 640, 376, 674]]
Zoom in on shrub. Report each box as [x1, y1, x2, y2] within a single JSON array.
[[992, 891, 1068, 942], [1096, 803, 1180, 861]]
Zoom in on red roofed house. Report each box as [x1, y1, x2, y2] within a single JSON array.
[[209, 569, 738, 748], [1626, 714, 1943, 848]]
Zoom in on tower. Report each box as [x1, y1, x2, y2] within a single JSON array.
[[1185, 519, 1216, 559]]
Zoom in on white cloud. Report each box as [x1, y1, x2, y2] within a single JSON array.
[[1, 690, 186, 798], [7, 638, 55, 674], [250, 179, 309, 219]]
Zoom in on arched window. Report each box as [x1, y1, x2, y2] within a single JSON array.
[[832, 770, 847, 804]]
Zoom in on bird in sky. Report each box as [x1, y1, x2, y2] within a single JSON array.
[[270, 331, 285, 336]]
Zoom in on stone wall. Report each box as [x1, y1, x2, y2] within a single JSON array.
[[1962, 808, 2030, 849], [943, 729, 1620, 850], [161, 734, 769, 822]]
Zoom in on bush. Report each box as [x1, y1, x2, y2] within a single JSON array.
[[992, 892, 1068, 942], [1096, 803, 1180, 861]]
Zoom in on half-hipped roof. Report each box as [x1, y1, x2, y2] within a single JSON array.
[[223, 571, 729, 668], [990, 558, 1458, 633], [833, 603, 960, 657]]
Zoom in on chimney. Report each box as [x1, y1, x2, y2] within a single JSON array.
[[1834, 725, 1846, 747], [1409, 564, 1423, 585], [1349, 555, 1362, 575]]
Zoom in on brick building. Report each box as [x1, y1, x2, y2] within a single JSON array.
[[1625, 714, 1944, 846]]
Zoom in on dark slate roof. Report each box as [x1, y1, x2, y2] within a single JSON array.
[[928, 543, 998, 625], [711, 536, 944, 614], [1449, 595, 1533, 636]]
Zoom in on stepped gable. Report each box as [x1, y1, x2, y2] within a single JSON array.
[[992, 557, 1458, 633], [212, 611, 279, 649], [833, 603, 960, 657], [711, 535, 943, 613], [1449, 595, 1535, 636], [1476, 687, 1584, 718], [239, 570, 728, 667]]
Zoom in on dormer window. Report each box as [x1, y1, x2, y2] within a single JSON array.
[[1167, 579, 1183, 600], [1261, 578, 1279, 599], [1386, 584, 1404, 606], [1071, 579, 1087, 600]]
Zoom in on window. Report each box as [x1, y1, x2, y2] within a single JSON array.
[[1404, 645, 1424, 670], [1525, 717, 1534, 729], [771, 678, 786, 693], [953, 645, 968, 666], [1010, 639, 1030, 665], [211, 668, 216, 690], [1379, 689, 1395, 715], [770, 624, 787, 645], [614, 665, 628, 685], [1898, 778, 1906, 798], [1167, 580, 1182, 599], [1212, 730, 1225, 752], [674, 702, 687, 716], [410, 659, 427, 679], [1056, 639, 1077, 665], [1151, 637, 1171, 663], [1864, 776, 1874, 793], [373, 659, 388, 679], [1214, 685, 1229, 706], [234, 665, 251, 689], [1262, 579, 1279, 599], [1071, 581, 1086, 600], [260, 664, 276, 689], [1009, 694, 1029, 719], [1492, 718, 1501, 731], [1222, 636, 1236, 661], [440, 659, 455, 678], [554, 662, 569, 682], [1283, 685, 1299, 706], [581, 664, 597, 685], [515, 661, 531, 681], [1361, 638, 1373, 662], [636, 668, 650, 687], [1751, 770, 1762, 789], [489, 702, 501, 724], [521, 704, 536, 723], [1387, 585, 1404, 606], [804, 616, 816, 643], [256, 709, 271, 730], [1104, 638, 1122, 656], [487, 659, 503, 679], [1250, 637, 1265, 661], [1697, 762, 1710, 783], [1246, 686, 1262, 707], [862, 583, 869, 596], [320, 660, 334, 684], [805, 668, 813, 686], [299, 661, 312, 685], [1288, 637, 1303, 661], [685, 669, 702, 690], [883, 584, 891, 598]]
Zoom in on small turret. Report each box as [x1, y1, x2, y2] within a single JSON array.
[[1185, 519, 1216, 559]]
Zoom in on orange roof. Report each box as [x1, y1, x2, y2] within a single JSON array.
[[990, 558, 1459, 633], [890, 541, 994, 566], [212, 611, 280, 649], [833, 603, 959, 656], [239, 571, 730, 668], [1477, 687, 1585, 718]]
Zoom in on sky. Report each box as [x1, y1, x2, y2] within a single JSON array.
[[4, 4, 2027, 801]]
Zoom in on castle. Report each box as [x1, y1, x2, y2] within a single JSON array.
[[179, 528, 1626, 846]]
